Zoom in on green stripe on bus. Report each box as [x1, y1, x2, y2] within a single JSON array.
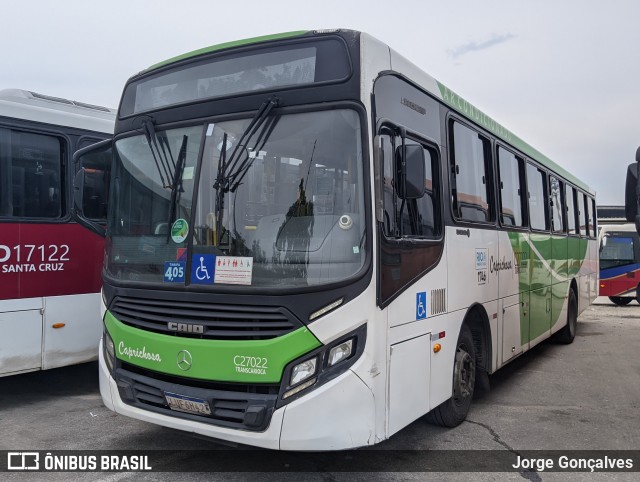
[[105, 310, 321, 383], [507, 232, 589, 343], [144, 31, 310, 73]]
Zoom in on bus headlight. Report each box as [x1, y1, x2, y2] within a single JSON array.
[[277, 324, 366, 407], [290, 357, 317, 386], [104, 330, 115, 372], [328, 339, 353, 366]]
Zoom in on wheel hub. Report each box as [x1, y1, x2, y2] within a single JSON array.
[[453, 346, 475, 404]]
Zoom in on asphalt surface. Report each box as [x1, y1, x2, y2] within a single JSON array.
[[1, 298, 639, 481]]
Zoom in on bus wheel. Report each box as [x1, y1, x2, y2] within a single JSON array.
[[609, 296, 632, 306], [427, 324, 476, 427], [554, 288, 577, 344]]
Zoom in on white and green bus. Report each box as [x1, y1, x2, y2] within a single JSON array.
[[74, 29, 597, 450]]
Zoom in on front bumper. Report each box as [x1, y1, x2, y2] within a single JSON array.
[[99, 338, 376, 450]]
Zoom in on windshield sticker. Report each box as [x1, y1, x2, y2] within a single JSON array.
[[176, 248, 187, 262], [171, 219, 189, 243], [214, 256, 253, 285], [191, 254, 215, 284], [182, 166, 194, 180], [163, 261, 185, 283]]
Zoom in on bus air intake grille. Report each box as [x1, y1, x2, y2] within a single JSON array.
[[430, 288, 446, 315], [110, 296, 301, 340]]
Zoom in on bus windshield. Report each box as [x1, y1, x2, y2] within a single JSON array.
[[600, 233, 636, 269], [106, 108, 366, 288]]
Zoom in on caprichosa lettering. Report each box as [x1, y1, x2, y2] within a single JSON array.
[[118, 341, 162, 362], [489, 256, 513, 273]]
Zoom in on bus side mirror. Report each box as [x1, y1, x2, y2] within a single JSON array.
[[72, 139, 113, 238], [396, 144, 425, 200], [625, 146, 640, 233]]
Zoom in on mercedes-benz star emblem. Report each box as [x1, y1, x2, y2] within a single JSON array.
[[176, 350, 193, 371]]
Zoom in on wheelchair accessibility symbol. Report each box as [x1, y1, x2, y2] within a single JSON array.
[[191, 254, 215, 284], [416, 292, 427, 320]]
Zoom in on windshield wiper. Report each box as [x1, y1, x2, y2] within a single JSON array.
[[166, 135, 188, 238], [212, 96, 280, 246], [141, 118, 176, 189], [138, 116, 188, 238]]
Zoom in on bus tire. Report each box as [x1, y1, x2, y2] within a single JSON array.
[[609, 296, 632, 306], [427, 324, 475, 427], [554, 288, 577, 344]]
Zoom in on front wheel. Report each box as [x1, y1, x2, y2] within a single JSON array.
[[427, 324, 476, 427], [609, 296, 632, 306]]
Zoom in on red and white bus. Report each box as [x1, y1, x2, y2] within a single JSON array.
[[0, 89, 115, 377]]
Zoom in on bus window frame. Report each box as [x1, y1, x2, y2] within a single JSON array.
[[525, 161, 551, 234], [0, 124, 72, 224], [376, 120, 444, 243], [495, 141, 528, 232], [565, 184, 580, 238], [446, 115, 497, 228], [549, 174, 566, 234]]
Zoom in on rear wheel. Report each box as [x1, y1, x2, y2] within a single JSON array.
[[554, 288, 577, 344], [428, 324, 476, 427], [609, 296, 632, 306]]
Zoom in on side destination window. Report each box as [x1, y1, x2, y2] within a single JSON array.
[[549, 176, 564, 233], [380, 127, 440, 238], [526, 163, 548, 231], [497, 146, 525, 227], [450, 121, 492, 223], [0, 128, 64, 219], [577, 191, 586, 235], [566, 185, 577, 235]]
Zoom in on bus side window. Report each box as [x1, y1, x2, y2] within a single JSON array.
[[450, 121, 492, 223], [0, 128, 63, 219], [497, 146, 525, 227], [526, 163, 549, 231], [577, 190, 586, 235], [550, 175, 564, 233], [566, 185, 577, 235]]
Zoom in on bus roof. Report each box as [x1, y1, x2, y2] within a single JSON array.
[[137, 29, 592, 195], [0, 89, 115, 134], [142, 30, 310, 74]]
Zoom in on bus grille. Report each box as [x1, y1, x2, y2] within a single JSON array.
[[110, 296, 301, 340], [115, 364, 277, 431]]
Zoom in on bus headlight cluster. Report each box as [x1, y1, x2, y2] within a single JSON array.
[[279, 324, 366, 404], [104, 330, 115, 372]]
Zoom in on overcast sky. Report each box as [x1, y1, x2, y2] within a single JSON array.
[[1, 0, 638, 204]]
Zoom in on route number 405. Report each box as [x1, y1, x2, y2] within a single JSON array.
[[164, 263, 185, 282]]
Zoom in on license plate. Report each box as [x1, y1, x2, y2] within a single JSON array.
[[165, 392, 211, 416]]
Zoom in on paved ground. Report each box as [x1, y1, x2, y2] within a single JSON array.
[[1, 298, 639, 480]]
